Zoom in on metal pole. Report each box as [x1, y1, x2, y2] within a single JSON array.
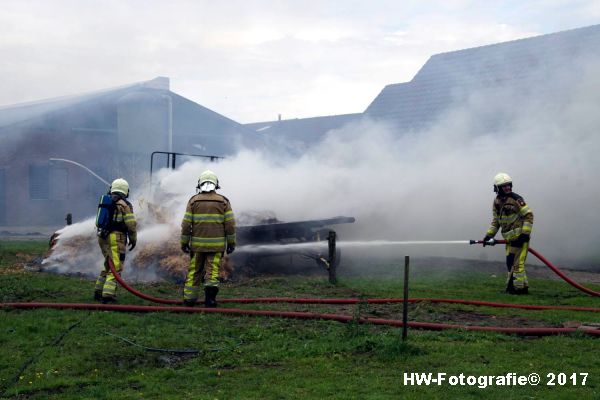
[[402, 255, 409, 341], [150, 152, 155, 179], [328, 230, 337, 284]]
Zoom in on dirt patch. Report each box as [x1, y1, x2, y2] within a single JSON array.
[[355, 303, 555, 328], [109, 352, 198, 370], [424, 308, 551, 327], [156, 353, 198, 368], [1, 254, 45, 274], [223, 299, 554, 329]]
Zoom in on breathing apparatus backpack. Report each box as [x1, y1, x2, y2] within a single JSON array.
[[96, 193, 115, 238]]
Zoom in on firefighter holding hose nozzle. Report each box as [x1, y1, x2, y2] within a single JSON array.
[[482, 173, 533, 294], [180, 170, 236, 308]]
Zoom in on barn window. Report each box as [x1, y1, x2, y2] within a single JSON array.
[[29, 165, 49, 199]]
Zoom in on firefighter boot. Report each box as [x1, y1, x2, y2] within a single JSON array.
[[204, 286, 219, 308], [505, 273, 516, 294], [183, 299, 196, 307], [93, 290, 103, 301], [513, 287, 529, 295], [102, 297, 117, 304]]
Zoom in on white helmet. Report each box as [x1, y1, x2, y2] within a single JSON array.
[[493, 172, 512, 192], [110, 178, 130, 197], [197, 170, 220, 192]]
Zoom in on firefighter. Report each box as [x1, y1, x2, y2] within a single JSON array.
[[180, 170, 236, 307], [95, 178, 137, 303], [482, 173, 533, 294]]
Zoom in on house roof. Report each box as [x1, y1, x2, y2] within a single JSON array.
[[246, 113, 362, 140], [245, 113, 362, 154], [0, 77, 259, 143], [0, 77, 170, 130], [365, 24, 600, 131]]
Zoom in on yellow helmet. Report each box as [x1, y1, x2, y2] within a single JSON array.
[[110, 178, 130, 197], [197, 170, 220, 189], [493, 172, 512, 192]]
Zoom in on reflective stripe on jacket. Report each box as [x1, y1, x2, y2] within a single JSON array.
[[180, 191, 236, 252], [486, 192, 533, 241], [113, 197, 137, 244]]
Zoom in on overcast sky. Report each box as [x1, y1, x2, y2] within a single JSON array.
[[1, 0, 599, 123]]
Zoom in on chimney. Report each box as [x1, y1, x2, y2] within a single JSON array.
[[144, 77, 170, 90]]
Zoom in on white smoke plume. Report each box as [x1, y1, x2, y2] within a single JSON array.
[[44, 53, 600, 279]]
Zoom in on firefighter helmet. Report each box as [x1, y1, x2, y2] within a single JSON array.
[[110, 178, 130, 197], [493, 172, 512, 193], [197, 170, 220, 191]]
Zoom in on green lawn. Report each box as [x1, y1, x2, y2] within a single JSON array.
[[1, 240, 599, 399]]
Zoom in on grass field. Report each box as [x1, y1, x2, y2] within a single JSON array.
[[1, 240, 600, 399]]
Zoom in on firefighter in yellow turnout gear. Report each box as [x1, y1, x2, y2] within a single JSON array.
[[180, 170, 236, 307], [95, 178, 137, 303], [483, 173, 533, 294]]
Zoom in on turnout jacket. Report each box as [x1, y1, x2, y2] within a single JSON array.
[[180, 191, 236, 252], [112, 195, 137, 244], [486, 192, 533, 242]]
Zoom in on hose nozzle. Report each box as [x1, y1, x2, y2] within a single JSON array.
[[469, 239, 497, 246]]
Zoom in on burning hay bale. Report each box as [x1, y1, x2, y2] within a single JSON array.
[[50, 234, 95, 259], [144, 201, 171, 224], [43, 225, 99, 276], [43, 220, 236, 283], [130, 230, 235, 282], [131, 238, 186, 280], [42, 208, 348, 282]]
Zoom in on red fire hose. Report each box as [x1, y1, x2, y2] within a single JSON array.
[[97, 258, 600, 337], [2, 243, 599, 337], [106, 258, 600, 312], [471, 239, 600, 297], [2, 301, 599, 337], [528, 246, 600, 297]]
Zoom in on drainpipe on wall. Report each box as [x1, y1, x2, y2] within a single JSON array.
[[162, 94, 173, 153]]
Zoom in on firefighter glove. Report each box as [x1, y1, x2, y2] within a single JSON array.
[[181, 243, 190, 254], [128, 241, 136, 251], [226, 245, 235, 254], [482, 235, 492, 247], [511, 233, 530, 246]]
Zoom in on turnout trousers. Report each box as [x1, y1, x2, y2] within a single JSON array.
[[96, 232, 127, 299], [183, 251, 223, 303], [505, 242, 529, 291]]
